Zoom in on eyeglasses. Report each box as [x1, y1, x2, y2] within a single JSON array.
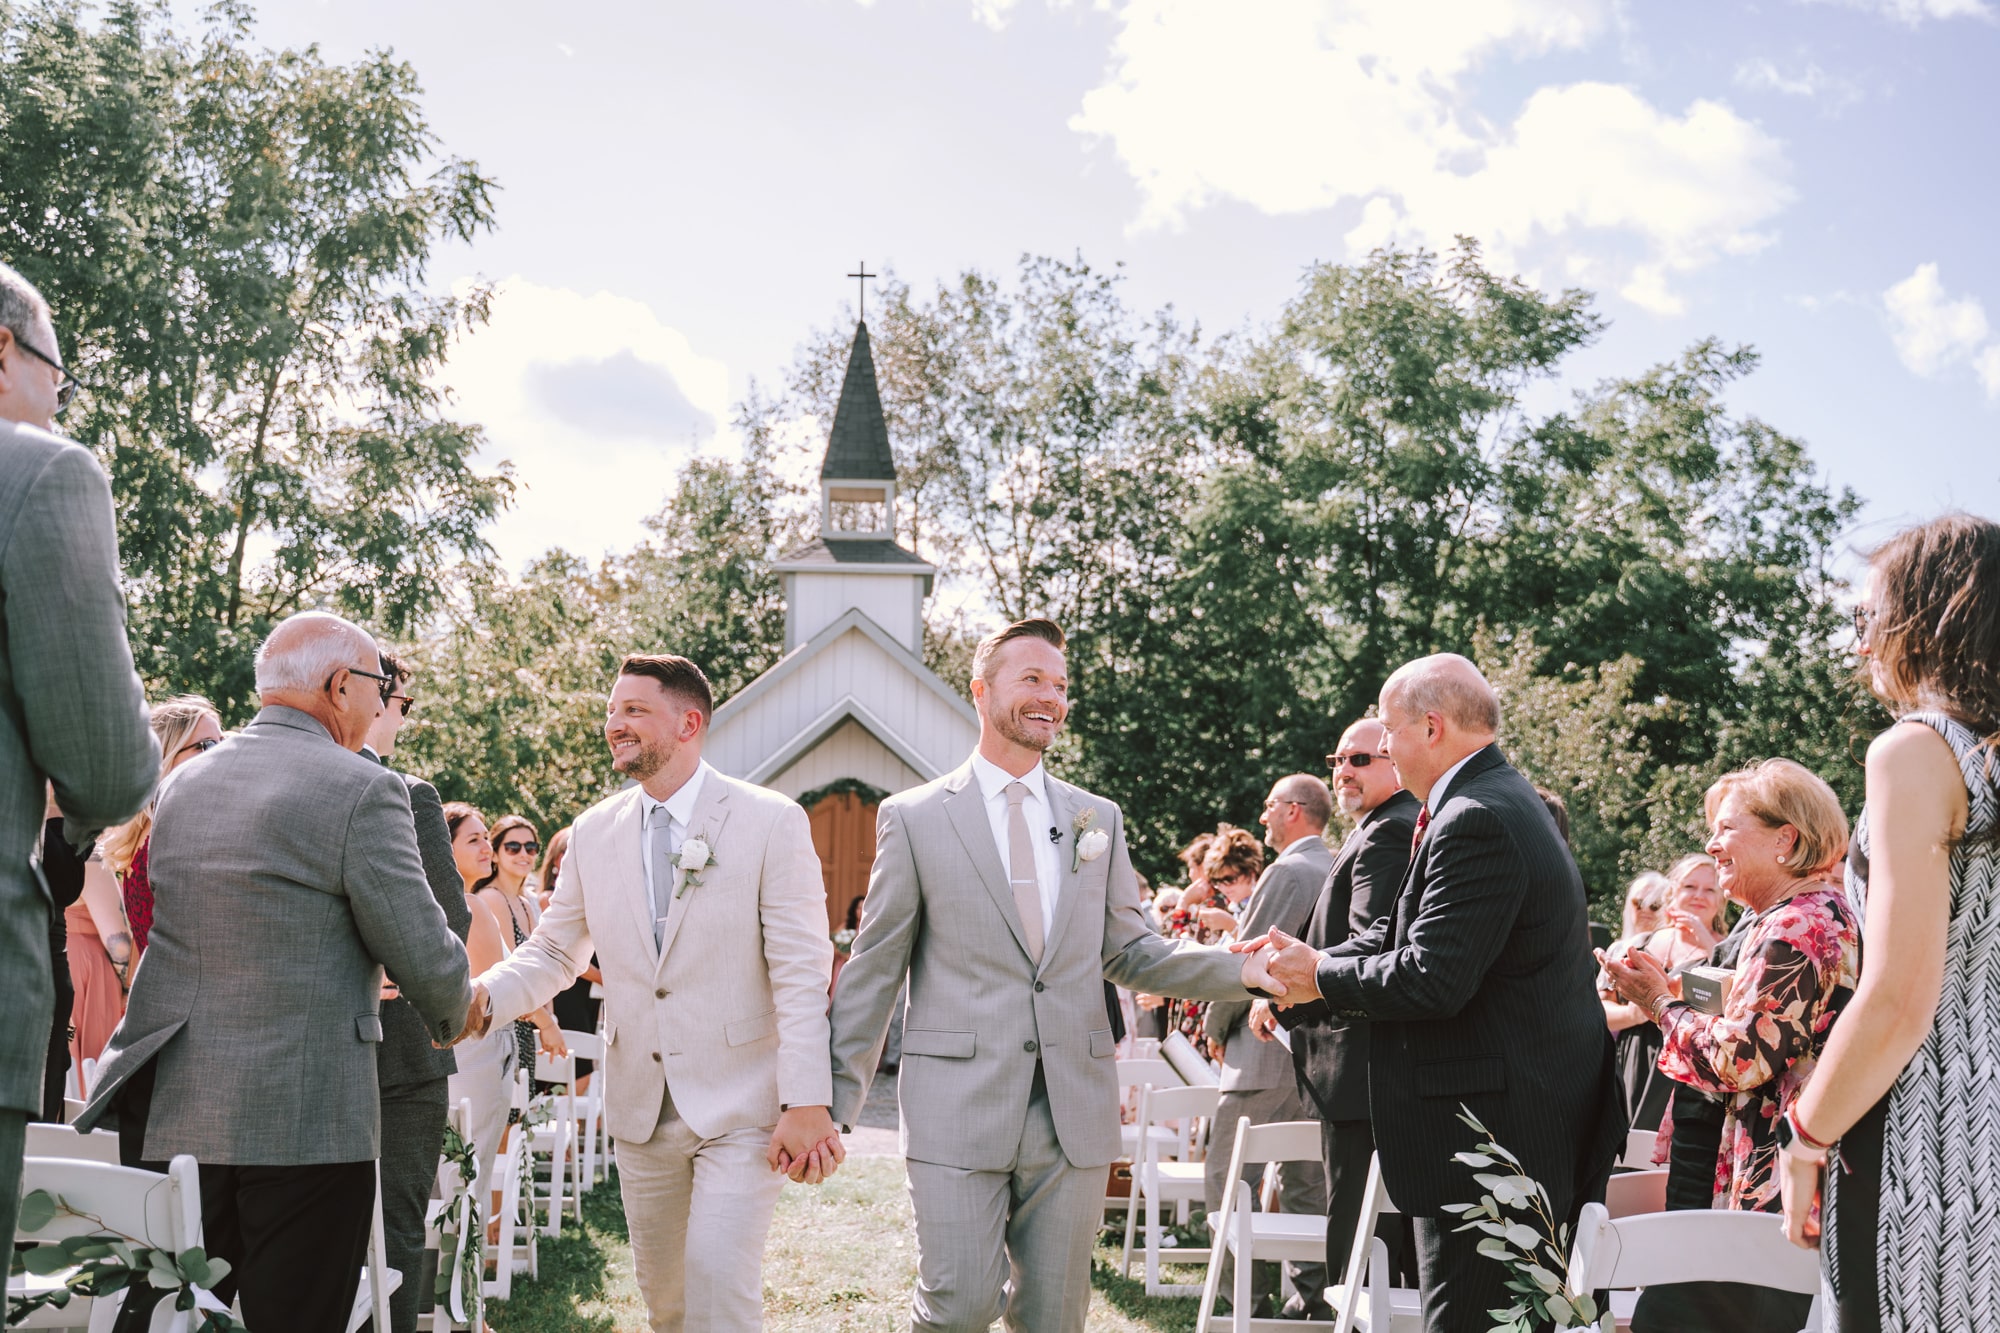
[[388, 693, 415, 718], [332, 664, 396, 703], [499, 840, 540, 856], [175, 737, 222, 759], [1326, 752, 1379, 769], [1261, 797, 1302, 811], [1852, 605, 1878, 643], [9, 334, 81, 413]]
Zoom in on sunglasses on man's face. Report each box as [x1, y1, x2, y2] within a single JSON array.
[[1326, 752, 1379, 769], [388, 693, 415, 718], [499, 840, 540, 856]]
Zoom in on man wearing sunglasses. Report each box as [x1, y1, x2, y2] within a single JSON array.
[[1266, 717, 1420, 1289], [81, 611, 473, 1332], [0, 262, 159, 1255]]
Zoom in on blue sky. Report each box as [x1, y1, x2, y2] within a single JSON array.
[[187, 0, 2000, 573]]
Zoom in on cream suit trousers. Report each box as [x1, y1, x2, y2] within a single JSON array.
[[616, 1089, 785, 1333]]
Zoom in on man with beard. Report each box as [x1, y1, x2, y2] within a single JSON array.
[[461, 654, 838, 1332], [827, 618, 1289, 1332]]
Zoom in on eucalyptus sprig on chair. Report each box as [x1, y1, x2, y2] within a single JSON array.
[[6, 1188, 246, 1331], [1444, 1107, 1600, 1333]]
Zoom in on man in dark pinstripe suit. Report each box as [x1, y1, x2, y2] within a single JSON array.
[[1247, 655, 1621, 1333]]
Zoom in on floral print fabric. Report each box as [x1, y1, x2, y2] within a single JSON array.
[[1655, 885, 1860, 1212], [1162, 892, 1227, 1058]]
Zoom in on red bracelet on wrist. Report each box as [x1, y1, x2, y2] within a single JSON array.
[[1789, 1105, 1834, 1152]]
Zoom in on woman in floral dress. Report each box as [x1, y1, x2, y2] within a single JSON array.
[[1602, 758, 1859, 1332]]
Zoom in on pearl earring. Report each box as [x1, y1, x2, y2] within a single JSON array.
[[1776, 854, 1788, 865]]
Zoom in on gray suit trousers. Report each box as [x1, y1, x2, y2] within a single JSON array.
[[904, 1067, 1103, 1333], [374, 1078, 449, 1333], [1, 1109, 24, 1254], [1206, 1082, 1329, 1308]]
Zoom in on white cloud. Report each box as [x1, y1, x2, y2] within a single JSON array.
[[1883, 263, 2000, 397], [1804, 0, 1990, 23], [1734, 57, 1861, 106], [1068, 0, 1792, 314], [442, 276, 734, 572]]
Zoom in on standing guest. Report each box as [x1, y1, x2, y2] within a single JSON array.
[[462, 654, 840, 1333], [1778, 514, 2000, 1333], [442, 802, 516, 1220], [79, 611, 471, 1332], [1204, 774, 1336, 1319], [539, 827, 604, 1091], [1269, 718, 1420, 1291], [1166, 827, 1260, 1059], [1602, 759, 1857, 1333], [1617, 872, 1670, 944], [1249, 655, 1621, 1333], [0, 260, 158, 1245], [100, 696, 223, 961], [476, 814, 568, 1091], [360, 651, 474, 1333], [64, 857, 133, 1079], [1136, 833, 1218, 1037], [1600, 857, 1725, 1131], [826, 619, 1284, 1333]]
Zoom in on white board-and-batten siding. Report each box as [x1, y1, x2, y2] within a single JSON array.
[[767, 719, 923, 799]]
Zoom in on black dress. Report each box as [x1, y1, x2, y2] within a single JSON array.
[[550, 965, 601, 1080]]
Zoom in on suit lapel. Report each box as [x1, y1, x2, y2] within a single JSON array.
[[657, 775, 732, 971], [604, 791, 655, 966], [1041, 780, 1088, 965], [942, 764, 1039, 964]]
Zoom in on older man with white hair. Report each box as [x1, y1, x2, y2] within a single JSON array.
[[82, 610, 473, 1333], [1244, 654, 1621, 1333]]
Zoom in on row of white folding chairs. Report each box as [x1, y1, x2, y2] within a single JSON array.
[[12, 1125, 397, 1333]]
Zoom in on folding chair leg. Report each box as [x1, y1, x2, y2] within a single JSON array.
[[1196, 1208, 1226, 1332], [1121, 1180, 1139, 1278]]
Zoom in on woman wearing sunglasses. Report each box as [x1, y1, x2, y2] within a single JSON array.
[[98, 696, 224, 967], [474, 815, 568, 1095]]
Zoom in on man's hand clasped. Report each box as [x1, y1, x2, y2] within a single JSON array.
[[436, 982, 492, 1048], [768, 1105, 844, 1185], [1231, 927, 1322, 1006]]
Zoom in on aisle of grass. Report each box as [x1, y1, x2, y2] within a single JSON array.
[[486, 1158, 1211, 1331]]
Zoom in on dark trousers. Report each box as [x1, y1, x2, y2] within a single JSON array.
[[1322, 1118, 1415, 1288], [1822, 1092, 1886, 1333], [373, 1077, 449, 1333], [1410, 1161, 1608, 1333], [199, 1159, 376, 1332], [0, 1108, 25, 1249]]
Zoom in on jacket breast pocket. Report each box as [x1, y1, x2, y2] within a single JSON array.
[[901, 1028, 976, 1060], [355, 1014, 383, 1043], [724, 1009, 778, 1047], [1415, 1055, 1505, 1099]]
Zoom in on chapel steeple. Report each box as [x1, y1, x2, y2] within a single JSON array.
[[818, 320, 897, 541]]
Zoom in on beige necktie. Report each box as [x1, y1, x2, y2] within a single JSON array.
[[1004, 781, 1045, 964]]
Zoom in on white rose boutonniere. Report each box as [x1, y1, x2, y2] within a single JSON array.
[[1071, 808, 1109, 872], [672, 837, 714, 899]]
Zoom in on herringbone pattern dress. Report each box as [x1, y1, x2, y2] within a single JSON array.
[[1845, 711, 2000, 1331]]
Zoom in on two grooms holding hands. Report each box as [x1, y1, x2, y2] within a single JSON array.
[[828, 619, 1287, 1333]]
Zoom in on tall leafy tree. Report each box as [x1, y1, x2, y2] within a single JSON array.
[[1, 0, 508, 716]]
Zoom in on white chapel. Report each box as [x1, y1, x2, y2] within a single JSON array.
[[705, 319, 979, 929]]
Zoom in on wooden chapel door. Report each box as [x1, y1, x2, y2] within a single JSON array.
[[809, 790, 879, 934]]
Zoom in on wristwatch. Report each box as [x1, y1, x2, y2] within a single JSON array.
[[1775, 1105, 1831, 1163]]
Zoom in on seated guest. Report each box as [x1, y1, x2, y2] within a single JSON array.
[[100, 696, 222, 963], [79, 611, 472, 1333], [1601, 759, 1858, 1333]]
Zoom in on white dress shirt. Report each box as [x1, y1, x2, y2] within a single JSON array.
[[1427, 750, 1481, 810], [641, 760, 712, 930], [969, 751, 1061, 938]]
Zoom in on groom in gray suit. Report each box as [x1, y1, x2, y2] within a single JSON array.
[[828, 619, 1287, 1332], [0, 263, 158, 1251]]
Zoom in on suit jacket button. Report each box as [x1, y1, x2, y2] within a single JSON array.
[[652, 1052, 662, 1063], [1023, 1040, 1038, 1054], [656, 988, 667, 999], [1033, 982, 1045, 993]]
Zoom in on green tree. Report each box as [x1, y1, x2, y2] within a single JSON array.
[[1, 0, 508, 717]]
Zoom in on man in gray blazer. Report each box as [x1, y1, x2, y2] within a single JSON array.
[[1203, 774, 1335, 1318], [0, 264, 158, 1250], [827, 619, 1288, 1333], [81, 611, 472, 1333], [362, 651, 472, 1333]]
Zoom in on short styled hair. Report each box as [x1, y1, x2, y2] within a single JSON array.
[[970, 618, 1067, 686], [1274, 773, 1333, 830], [0, 262, 51, 346], [1383, 654, 1502, 734], [254, 611, 377, 694], [1704, 759, 1849, 878], [619, 653, 714, 722], [1202, 825, 1265, 885], [378, 648, 411, 691]]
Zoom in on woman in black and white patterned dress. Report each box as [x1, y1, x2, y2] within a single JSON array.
[[1777, 513, 2000, 1333]]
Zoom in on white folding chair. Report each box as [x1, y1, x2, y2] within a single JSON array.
[[80, 1057, 98, 1102], [1120, 1083, 1221, 1296], [559, 1029, 607, 1191], [9, 1154, 205, 1331], [1604, 1169, 1669, 1219], [1115, 1056, 1189, 1164], [345, 1161, 401, 1333], [1195, 1119, 1330, 1332], [24, 1123, 122, 1167], [1326, 1154, 1422, 1333], [483, 1078, 536, 1301], [427, 1100, 480, 1332], [1619, 1126, 1659, 1170], [527, 1056, 583, 1229], [1565, 1201, 1823, 1333]]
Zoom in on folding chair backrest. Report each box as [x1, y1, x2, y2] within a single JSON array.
[[1115, 1057, 1181, 1093], [1620, 1127, 1657, 1170], [1332, 1155, 1403, 1333], [1604, 1169, 1668, 1219], [1234, 1118, 1323, 1167], [1139, 1083, 1220, 1125], [25, 1123, 122, 1166], [560, 1030, 604, 1061], [1565, 1201, 1820, 1295], [17, 1155, 201, 1253]]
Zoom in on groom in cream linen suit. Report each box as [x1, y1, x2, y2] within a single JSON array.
[[465, 654, 838, 1332], [828, 619, 1288, 1332]]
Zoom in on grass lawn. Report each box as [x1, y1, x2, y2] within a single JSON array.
[[486, 1158, 1216, 1331]]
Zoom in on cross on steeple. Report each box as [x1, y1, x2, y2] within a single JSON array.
[[848, 261, 876, 321]]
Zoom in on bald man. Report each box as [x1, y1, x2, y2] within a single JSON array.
[[1248, 656, 1620, 1333]]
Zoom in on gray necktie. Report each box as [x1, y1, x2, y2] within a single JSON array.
[[1004, 781, 1045, 964], [648, 803, 677, 951]]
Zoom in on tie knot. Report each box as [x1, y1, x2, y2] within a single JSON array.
[[1005, 781, 1029, 808]]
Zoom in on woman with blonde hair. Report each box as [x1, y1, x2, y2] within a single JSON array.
[[98, 696, 222, 964]]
